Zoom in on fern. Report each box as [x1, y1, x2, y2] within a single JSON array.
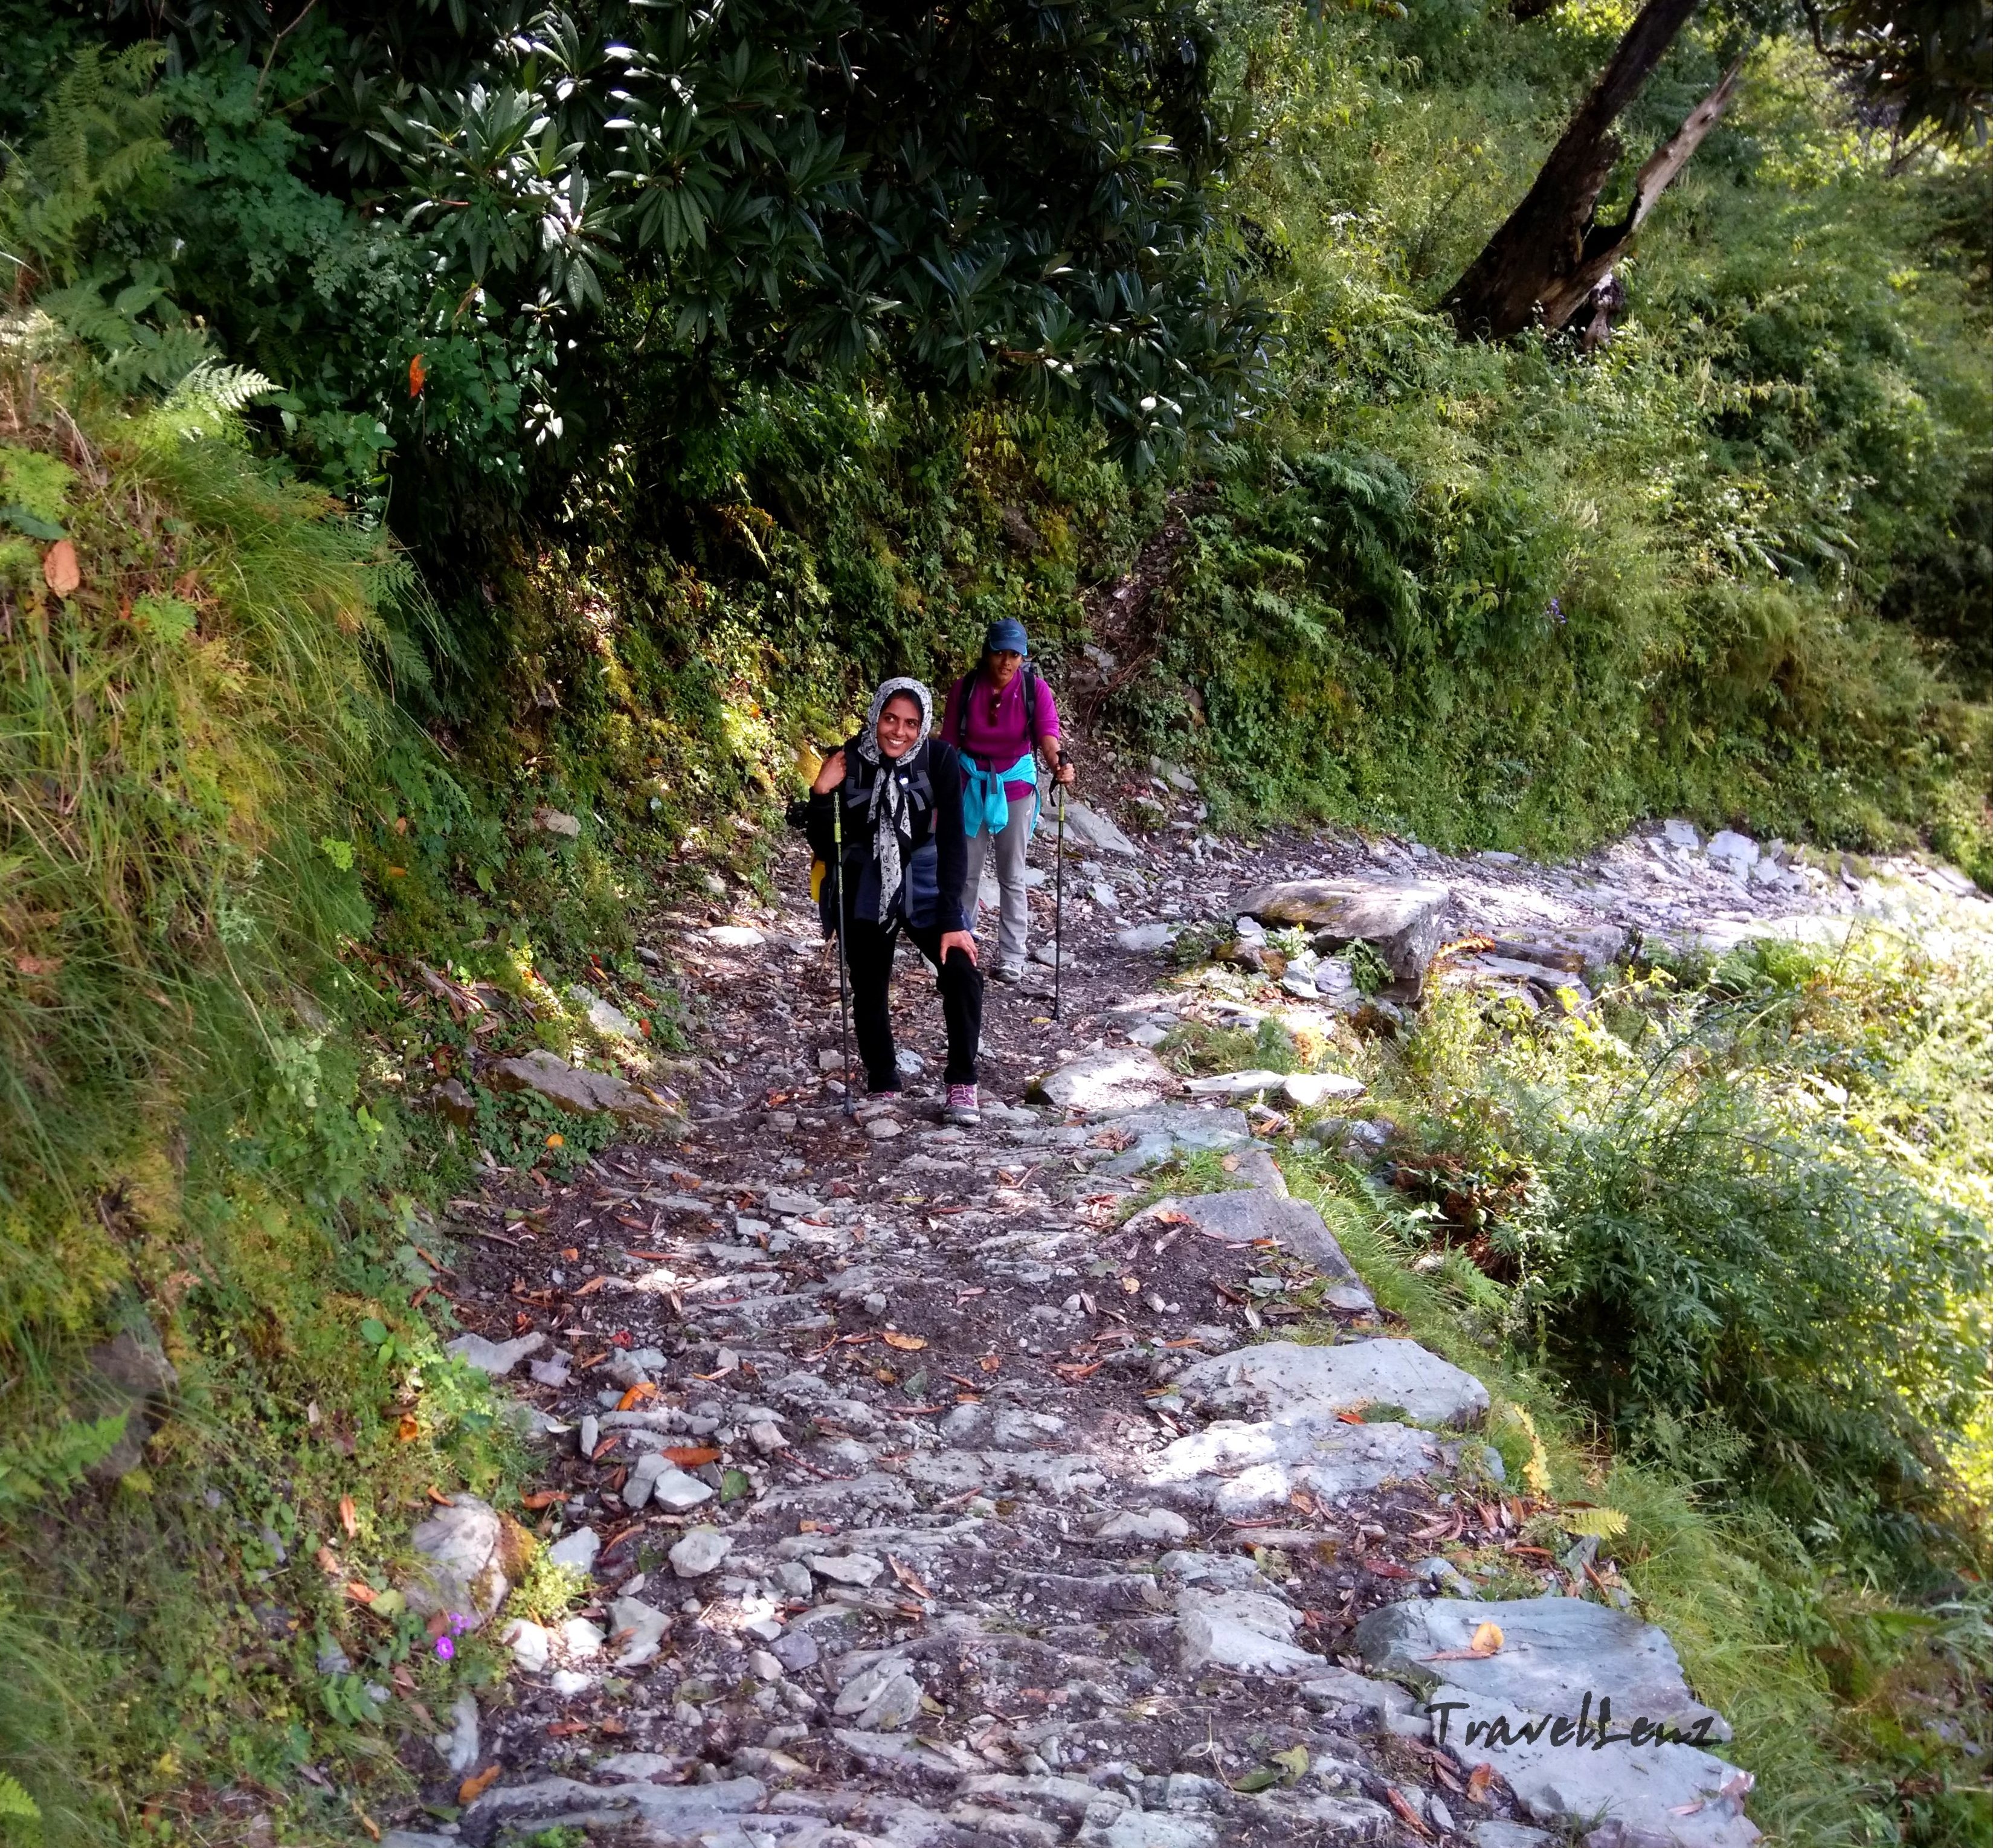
[[166, 360, 277, 419], [1562, 1506, 1631, 1542], [0, 1417, 128, 1515], [1508, 1405, 1554, 1498], [0, 1771, 41, 1827]]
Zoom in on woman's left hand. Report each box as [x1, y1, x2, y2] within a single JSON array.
[[941, 930, 979, 967], [1052, 760, 1076, 787]]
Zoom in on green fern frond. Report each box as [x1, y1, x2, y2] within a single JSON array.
[[1562, 1506, 1631, 1542], [0, 1770, 42, 1821], [164, 360, 277, 420]]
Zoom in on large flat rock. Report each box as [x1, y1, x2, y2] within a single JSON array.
[[1146, 1412, 1461, 1510], [488, 1047, 678, 1128], [1136, 1191, 1374, 1312], [1354, 1597, 1730, 1742], [1055, 797, 1141, 858], [1426, 1686, 1757, 1847], [1176, 1586, 1327, 1676], [1030, 1048, 1180, 1113], [1173, 1339, 1489, 1430], [460, 1773, 765, 1847], [1096, 1106, 1252, 1174], [1235, 877, 1451, 984]]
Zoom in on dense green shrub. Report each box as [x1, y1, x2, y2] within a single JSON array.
[[1399, 932, 1992, 1577]]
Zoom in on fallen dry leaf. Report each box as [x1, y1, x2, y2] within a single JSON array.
[[662, 1446, 721, 1468], [881, 1331, 927, 1351], [315, 1545, 342, 1577], [616, 1382, 658, 1410], [1466, 1763, 1495, 1803], [338, 1495, 359, 1539], [459, 1764, 501, 1803], [396, 1412, 420, 1443], [1426, 1620, 1504, 1661], [343, 1580, 376, 1605], [425, 1484, 454, 1506], [518, 1489, 563, 1510], [42, 540, 80, 597], [1383, 1786, 1433, 1838], [889, 1555, 933, 1599], [979, 1354, 1001, 1373]]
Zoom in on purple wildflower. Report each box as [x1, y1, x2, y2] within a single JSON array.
[[435, 1635, 455, 1661]]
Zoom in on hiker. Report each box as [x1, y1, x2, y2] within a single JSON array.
[[806, 677, 985, 1126], [939, 618, 1075, 982]]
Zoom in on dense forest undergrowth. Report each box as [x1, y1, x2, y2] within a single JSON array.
[[0, 0, 1988, 1841]]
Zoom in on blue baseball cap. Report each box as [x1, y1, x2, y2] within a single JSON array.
[[985, 618, 1030, 656]]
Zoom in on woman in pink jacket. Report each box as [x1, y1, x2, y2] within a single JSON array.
[[938, 619, 1075, 981]]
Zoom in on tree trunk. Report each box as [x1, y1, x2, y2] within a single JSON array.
[[1536, 61, 1744, 332], [1442, 0, 1731, 340]]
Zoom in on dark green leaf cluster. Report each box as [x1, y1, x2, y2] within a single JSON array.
[[4, 0, 1269, 500]]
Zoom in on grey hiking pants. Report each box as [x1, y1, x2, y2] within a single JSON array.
[[961, 793, 1035, 967]]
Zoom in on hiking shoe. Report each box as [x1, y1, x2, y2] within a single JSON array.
[[944, 1083, 981, 1127], [988, 959, 1025, 984]]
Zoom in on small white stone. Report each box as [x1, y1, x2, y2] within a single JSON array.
[[668, 1527, 734, 1579]]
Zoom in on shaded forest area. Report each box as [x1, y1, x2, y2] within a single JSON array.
[[0, 0, 1988, 1841]]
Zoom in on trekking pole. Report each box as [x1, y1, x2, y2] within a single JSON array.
[[830, 768, 855, 1118], [1053, 750, 1069, 1021]]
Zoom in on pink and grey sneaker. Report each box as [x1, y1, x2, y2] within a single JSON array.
[[944, 1083, 981, 1127]]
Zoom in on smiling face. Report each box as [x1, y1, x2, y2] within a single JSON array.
[[875, 692, 924, 759], [986, 648, 1025, 689]]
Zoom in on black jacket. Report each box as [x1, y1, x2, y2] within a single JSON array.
[[805, 737, 968, 935]]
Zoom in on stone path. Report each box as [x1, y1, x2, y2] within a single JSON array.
[[385, 797, 1984, 1848]]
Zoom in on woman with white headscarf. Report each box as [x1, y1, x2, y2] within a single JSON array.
[[806, 678, 984, 1125]]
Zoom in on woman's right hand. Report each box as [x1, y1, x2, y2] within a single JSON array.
[[811, 749, 846, 794]]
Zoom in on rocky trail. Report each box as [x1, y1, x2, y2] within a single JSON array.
[[381, 790, 1985, 1848]]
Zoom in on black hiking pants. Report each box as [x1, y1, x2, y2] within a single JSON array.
[[842, 913, 982, 1091]]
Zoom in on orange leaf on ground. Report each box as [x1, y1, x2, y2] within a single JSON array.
[[458, 1765, 500, 1803], [338, 1495, 359, 1539], [396, 1414, 420, 1442], [42, 541, 80, 596], [662, 1446, 721, 1468], [616, 1383, 657, 1410], [519, 1489, 563, 1510], [1383, 1786, 1433, 1838], [881, 1331, 927, 1351], [1466, 1763, 1495, 1803], [343, 1580, 377, 1605], [571, 1275, 605, 1295], [425, 1484, 454, 1506]]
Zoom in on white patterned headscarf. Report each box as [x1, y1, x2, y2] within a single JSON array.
[[854, 677, 933, 922]]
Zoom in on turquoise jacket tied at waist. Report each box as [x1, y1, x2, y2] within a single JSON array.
[[959, 749, 1040, 839]]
